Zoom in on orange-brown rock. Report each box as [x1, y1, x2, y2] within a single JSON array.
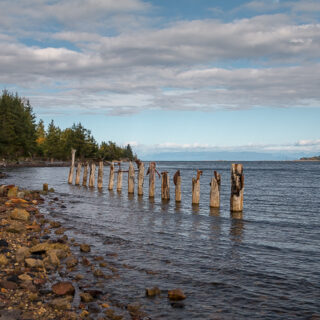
[[52, 281, 75, 296], [168, 289, 186, 301]]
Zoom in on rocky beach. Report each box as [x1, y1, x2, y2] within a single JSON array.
[[0, 183, 158, 320]]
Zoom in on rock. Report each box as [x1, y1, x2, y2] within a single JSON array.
[[25, 258, 43, 268], [50, 297, 72, 310], [0, 280, 18, 290], [0, 254, 8, 266], [18, 274, 33, 282], [10, 208, 30, 221], [0, 309, 22, 320], [146, 286, 161, 297], [49, 188, 55, 192], [0, 239, 8, 248], [66, 256, 78, 268], [15, 247, 30, 262], [49, 221, 61, 228], [6, 221, 26, 233], [17, 191, 25, 198], [54, 227, 65, 235], [99, 262, 107, 267], [80, 310, 89, 318], [75, 274, 84, 280], [168, 289, 186, 301], [47, 250, 60, 267], [87, 302, 100, 313], [52, 281, 75, 296], [80, 292, 94, 303], [81, 257, 91, 266], [30, 242, 70, 255], [93, 269, 104, 278], [0, 205, 6, 213], [7, 186, 18, 198], [80, 244, 91, 253]]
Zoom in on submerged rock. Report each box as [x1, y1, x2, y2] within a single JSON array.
[[146, 286, 161, 297], [52, 281, 75, 296], [168, 289, 186, 301], [80, 244, 91, 253]]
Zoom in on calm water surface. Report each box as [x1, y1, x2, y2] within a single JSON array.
[[3, 161, 320, 319]]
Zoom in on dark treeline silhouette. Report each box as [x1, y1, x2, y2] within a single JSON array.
[[0, 90, 136, 161]]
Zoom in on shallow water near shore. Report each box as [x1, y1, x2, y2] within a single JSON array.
[[3, 161, 320, 319]]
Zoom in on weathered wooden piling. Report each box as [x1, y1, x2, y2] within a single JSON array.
[[117, 170, 123, 192], [97, 161, 103, 189], [173, 170, 181, 202], [128, 162, 135, 194], [43, 183, 48, 192], [75, 162, 82, 185], [192, 170, 202, 205], [147, 162, 156, 198], [89, 162, 96, 188], [230, 164, 244, 212], [210, 170, 221, 208], [67, 149, 76, 184], [108, 163, 115, 190], [161, 171, 170, 200], [82, 162, 89, 186], [137, 161, 145, 196]]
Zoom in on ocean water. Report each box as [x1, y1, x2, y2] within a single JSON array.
[[3, 161, 320, 319]]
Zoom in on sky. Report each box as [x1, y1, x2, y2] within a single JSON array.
[[1, 0, 320, 159]]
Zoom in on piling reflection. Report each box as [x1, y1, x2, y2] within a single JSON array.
[[230, 212, 244, 243], [128, 193, 134, 202], [192, 204, 200, 214], [209, 207, 220, 216], [174, 201, 182, 213]]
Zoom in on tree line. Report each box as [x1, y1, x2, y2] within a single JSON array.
[[0, 90, 136, 161]]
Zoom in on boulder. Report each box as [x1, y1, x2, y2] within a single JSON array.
[[10, 208, 30, 221], [52, 281, 75, 296], [168, 289, 186, 301]]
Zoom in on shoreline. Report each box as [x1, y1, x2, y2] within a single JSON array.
[[0, 183, 146, 319]]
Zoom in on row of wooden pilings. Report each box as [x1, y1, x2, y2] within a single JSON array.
[[67, 150, 244, 212]]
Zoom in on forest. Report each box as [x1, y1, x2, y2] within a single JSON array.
[[0, 90, 136, 161]]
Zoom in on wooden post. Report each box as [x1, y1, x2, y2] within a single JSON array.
[[75, 162, 82, 185], [117, 170, 123, 192], [173, 170, 181, 202], [128, 162, 135, 194], [230, 164, 244, 212], [147, 162, 156, 198], [210, 170, 221, 208], [161, 171, 170, 200], [108, 163, 114, 190], [97, 161, 103, 189], [67, 149, 76, 184], [82, 162, 89, 186], [137, 162, 145, 196], [89, 162, 96, 188], [192, 170, 202, 205]]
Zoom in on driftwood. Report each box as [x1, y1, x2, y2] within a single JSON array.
[[210, 170, 221, 208], [230, 164, 244, 212], [67, 149, 76, 184]]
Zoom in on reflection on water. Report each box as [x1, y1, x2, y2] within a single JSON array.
[[2, 161, 320, 320]]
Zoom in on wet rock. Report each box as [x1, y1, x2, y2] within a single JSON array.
[[168, 289, 186, 301], [0, 309, 21, 320], [75, 274, 84, 280], [25, 258, 43, 268], [53, 197, 59, 201], [0, 239, 8, 247], [15, 247, 30, 263], [93, 269, 104, 278], [30, 241, 70, 255], [7, 186, 18, 198], [80, 310, 89, 318], [104, 309, 123, 320], [49, 187, 55, 192], [99, 262, 107, 268], [84, 289, 103, 299], [10, 208, 30, 221], [87, 302, 100, 313], [50, 297, 72, 310], [170, 302, 185, 308], [46, 250, 60, 267], [6, 221, 26, 234], [0, 280, 18, 290], [127, 302, 146, 319], [80, 244, 91, 253], [146, 286, 161, 297], [66, 256, 78, 268], [19, 281, 37, 292], [54, 227, 66, 235], [49, 221, 61, 228], [0, 254, 8, 266], [80, 292, 94, 303], [18, 274, 33, 282], [52, 281, 75, 296], [81, 257, 91, 266]]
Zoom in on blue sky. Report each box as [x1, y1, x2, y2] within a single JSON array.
[[1, 0, 320, 158]]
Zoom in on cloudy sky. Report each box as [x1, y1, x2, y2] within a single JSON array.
[[1, 0, 320, 158]]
